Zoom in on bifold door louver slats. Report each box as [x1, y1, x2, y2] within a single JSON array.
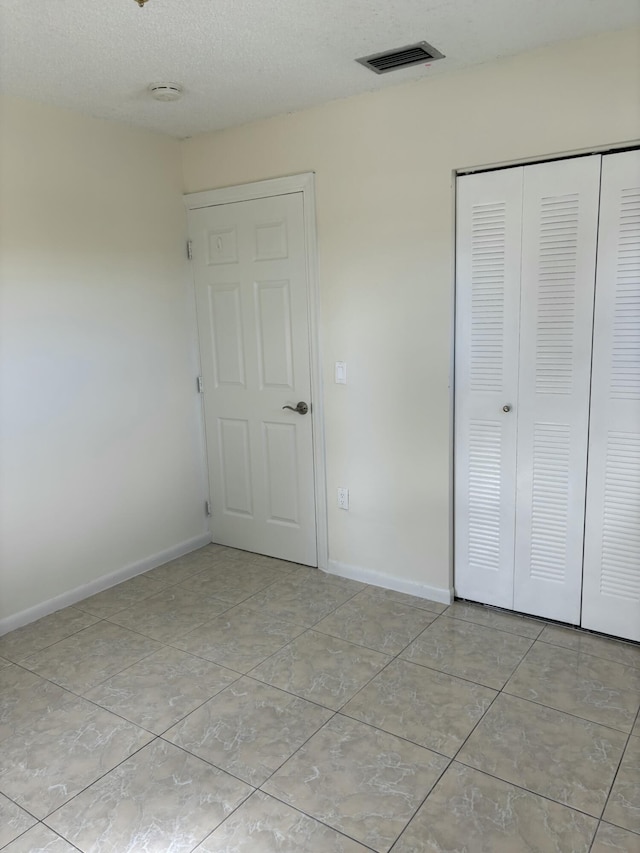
[[455, 149, 640, 643], [356, 41, 445, 74]]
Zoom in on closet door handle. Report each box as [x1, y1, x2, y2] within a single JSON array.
[[502, 405, 512, 413]]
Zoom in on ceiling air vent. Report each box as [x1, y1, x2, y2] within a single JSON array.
[[356, 41, 445, 74]]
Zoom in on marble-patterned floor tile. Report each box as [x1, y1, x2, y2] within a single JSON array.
[[250, 630, 390, 710], [539, 625, 640, 669], [0, 655, 11, 668], [236, 558, 299, 580], [201, 543, 240, 557], [2, 824, 80, 852], [342, 658, 496, 756], [215, 546, 259, 561], [142, 544, 231, 585], [245, 554, 302, 573], [457, 693, 627, 816], [106, 585, 231, 642], [45, 738, 252, 853], [505, 641, 640, 732], [288, 568, 369, 595], [314, 594, 437, 654], [165, 676, 333, 785], [242, 575, 360, 627], [604, 736, 640, 833], [360, 584, 449, 614], [142, 555, 208, 586], [263, 714, 448, 853], [401, 617, 533, 689], [0, 608, 100, 663], [634, 714, 640, 737], [179, 561, 291, 603], [20, 621, 162, 693], [220, 557, 295, 581], [194, 791, 370, 852], [84, 646, 238, 733], [446, 601, 545, 639], [0, 697, 152, 818], [73, 574, 167, 618], [0, 792, 37, 847], [392, 762, 597, 853], [173, 604, 305, 672], [591, 822, 640, 852], [0, 665, 74, 743]]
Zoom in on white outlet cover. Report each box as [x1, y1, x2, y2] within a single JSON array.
[[337, 487, 349, 509]]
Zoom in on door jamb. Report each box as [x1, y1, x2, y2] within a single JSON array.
[[184, 173, 328, 571]]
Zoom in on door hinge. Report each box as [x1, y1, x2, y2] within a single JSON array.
[[196, 376, 204, 393], [187, 240, 193, 260], [205, 500, 212, 517]]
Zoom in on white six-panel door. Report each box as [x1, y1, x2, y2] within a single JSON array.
[[582, 150, 640, 641], [189, 192, 317, 565], [513, 157, 601, 622], [454, 167, 523, 609]]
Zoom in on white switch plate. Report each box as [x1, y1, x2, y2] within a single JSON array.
[[337, 487, 349, 510], [335, 362, 347, 384]]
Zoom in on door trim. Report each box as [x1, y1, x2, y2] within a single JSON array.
[[184, 173, 328, 571]]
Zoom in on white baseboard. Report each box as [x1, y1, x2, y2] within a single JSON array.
[[0, 533, 213, 636], [325, 559, 453, 606]]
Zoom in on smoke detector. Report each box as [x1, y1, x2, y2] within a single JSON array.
[[148, 83, 184, 102]]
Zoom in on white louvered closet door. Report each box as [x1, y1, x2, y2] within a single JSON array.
[[513, 157, 601, 623], [582, 150, 640, 641], [454, 167, 523, 608]]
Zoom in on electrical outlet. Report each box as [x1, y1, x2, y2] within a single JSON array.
[[337, 487, 349, 510]]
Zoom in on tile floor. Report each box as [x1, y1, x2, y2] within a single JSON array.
[[1, 544, 639, 852]]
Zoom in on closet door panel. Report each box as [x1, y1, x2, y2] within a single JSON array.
[[513, 156, 601, 623], [583, 149, 640, 641], [455, 168, 523, 608]]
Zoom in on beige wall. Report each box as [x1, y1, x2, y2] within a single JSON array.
[[0, 96, 206, 622], [182, 28, 640, 595]]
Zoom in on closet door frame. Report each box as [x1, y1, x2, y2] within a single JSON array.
[[452, 143, 638, 635]]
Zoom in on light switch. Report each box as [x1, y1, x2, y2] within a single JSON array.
[[335, 361, 347, 384]]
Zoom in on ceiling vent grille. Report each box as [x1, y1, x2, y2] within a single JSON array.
[[356, 41, 445, 74]]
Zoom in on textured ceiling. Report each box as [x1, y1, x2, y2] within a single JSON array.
[[0, 0, 639, 138]]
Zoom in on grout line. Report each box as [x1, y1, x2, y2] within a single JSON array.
[[530, 637, 640, 670], [448, 686, 502, 761], [0, 793, 42, 824], [498, 688, 636, 736], [450, 759, 606, 823], [239, 673, 337, 713], [598, 707, 639, 829], [442, 611, 546, 640], [0, 616, 108, 667], [2, 822, 85, 853], [252, 787, 378, 852], [394, 653, 509, 691], [39, 735, 159, 831], [155, 736, 258, 791]]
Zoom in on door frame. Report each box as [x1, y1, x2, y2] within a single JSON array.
[[184, 172, 329, 571]]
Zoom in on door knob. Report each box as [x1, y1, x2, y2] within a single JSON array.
[[283, 401, 309, 415], [502, 405, 512, 413]]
